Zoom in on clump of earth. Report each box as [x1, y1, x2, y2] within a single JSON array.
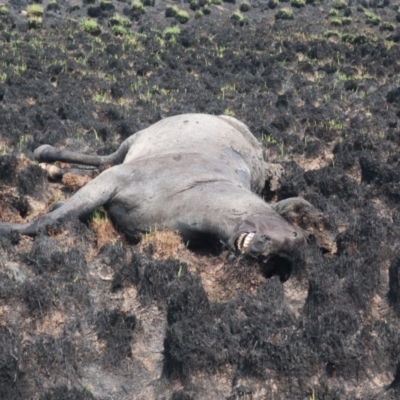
[[1, 0, 400, 399]]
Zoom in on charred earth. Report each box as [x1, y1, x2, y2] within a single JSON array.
[[2, 0, 400, 398]]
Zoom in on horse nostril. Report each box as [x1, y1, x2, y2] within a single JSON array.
[[308, 234, 316, 243], [292, 231, 298, 238]]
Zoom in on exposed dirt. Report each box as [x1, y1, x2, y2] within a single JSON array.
[[2, 0, 400, 399]]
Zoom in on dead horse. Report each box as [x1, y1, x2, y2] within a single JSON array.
[[0, 114, 333, 276]]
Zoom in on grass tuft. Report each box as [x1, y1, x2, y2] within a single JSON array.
[[291, 0, 306, 8], [333, 0, 346, 9], [27, 4, 44, 17], [190, 0, 199, 10], [132, 0, 146, 14], [268, 0, 279, 8], [380, 21, 395, 31], [240, 1, 251, 12], [330, 17, 342, 26], [163, 26, 181, 42], [81, 19, 102, 35], [28, 16, 43, 29], [112, 25, 128, 36], [0, 5, 9, 14], [275, 7, 294, 19], [323, 30, 340, 38], [176, 10, 190, 24], [230, 10, 245, 25], [109, 14, 131, 27], [364, 10, 380, 25], [165, 4, 179, 17]]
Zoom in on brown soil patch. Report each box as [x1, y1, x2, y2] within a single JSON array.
[[62, 173, 92, 191], [89, 215, 122, 250], [139, 229, 185, 260], [34, 310, 66, 337]]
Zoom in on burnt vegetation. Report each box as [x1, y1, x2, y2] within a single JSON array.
[[1, 0, 400, 398]]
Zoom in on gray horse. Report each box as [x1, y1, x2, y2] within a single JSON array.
[[0, 114, 334, 275]]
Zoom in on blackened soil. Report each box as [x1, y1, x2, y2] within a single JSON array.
[[2, 0, 400, 399]]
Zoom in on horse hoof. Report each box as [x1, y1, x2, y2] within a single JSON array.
[[34, 144, 56, 162], [39, 163, 62, 179]]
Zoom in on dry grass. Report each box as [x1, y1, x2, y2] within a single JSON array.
[[139, 230, 264, 302], [139, 229, 184, 260], [62, 173, 92, 191], [34, 310, 66, 337], [0, 202, 16, 222], [89, 211, 122, 249], [194, 257, 264, 302]]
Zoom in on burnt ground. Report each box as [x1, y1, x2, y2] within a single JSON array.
[[2, 0, 400, 399]]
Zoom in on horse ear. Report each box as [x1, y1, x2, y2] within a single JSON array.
[[264, 162, 284, 192], [272, 197, 314, 225], [272, 197, 337, 254]]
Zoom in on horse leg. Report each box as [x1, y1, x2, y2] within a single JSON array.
[[0, 164, 129, 236]]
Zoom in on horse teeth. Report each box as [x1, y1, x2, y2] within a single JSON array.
[[237, 233, 247, 250], [236, 232, 255, 252], [243, 232, 255, 250]]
